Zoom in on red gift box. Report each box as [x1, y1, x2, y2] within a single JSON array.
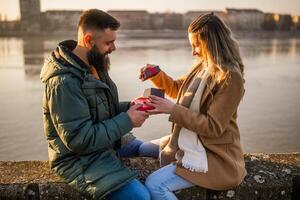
[[143, 88, 165, 98], [142, 65, 160, 80], [133, 97, 155, 111]]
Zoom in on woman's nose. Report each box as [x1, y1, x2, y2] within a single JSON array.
[[192, 49, 198, 56]]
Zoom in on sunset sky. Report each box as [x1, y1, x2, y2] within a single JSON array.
[[1, 0, 300, 20]]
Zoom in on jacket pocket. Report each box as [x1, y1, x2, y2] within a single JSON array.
[[83, 150, 124, 183], [202, 132, 233, 145]]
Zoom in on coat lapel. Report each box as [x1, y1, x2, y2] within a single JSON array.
[[200, 76, 217, 107], [170, 67, 199, 133], [179, 72, 201, 108], [176, 66, 200, 105], [177, 67, 217, 109], [171, 69, 217, 133]]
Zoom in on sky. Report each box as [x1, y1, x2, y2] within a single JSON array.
[[0, 0, 300, 20]]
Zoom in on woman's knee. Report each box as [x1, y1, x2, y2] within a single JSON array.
[[145, 172, 163, 193], [145, 173, 155, 190]]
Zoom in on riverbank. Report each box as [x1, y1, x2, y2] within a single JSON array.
[[0, 153, 299, 199]]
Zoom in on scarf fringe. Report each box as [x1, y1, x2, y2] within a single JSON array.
[[182, 162, 208, 173]]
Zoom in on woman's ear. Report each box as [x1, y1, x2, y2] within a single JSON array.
[[83, 34, 93, 48]]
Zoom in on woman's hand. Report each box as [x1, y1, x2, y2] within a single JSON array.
[[146, 95, 175, 115], [139, 64, 161, 81]]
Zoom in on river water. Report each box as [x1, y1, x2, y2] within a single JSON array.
[[0, 36, 299, 160]]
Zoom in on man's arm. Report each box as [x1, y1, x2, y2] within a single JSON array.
[[118, 101, 131, 112], [47, 79, 133, 154]]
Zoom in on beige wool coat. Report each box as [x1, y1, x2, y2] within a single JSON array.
[[149, 66, 247, 190]]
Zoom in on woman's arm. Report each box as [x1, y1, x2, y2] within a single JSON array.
[[149, 70, 187, 99], [168, 71, 244, 138]]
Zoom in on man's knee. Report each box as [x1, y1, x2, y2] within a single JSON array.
[[139, 142, 159, 158], [107, 179, 150, 200], [133, 188, 151, 200], [131, 180, 151, 200]]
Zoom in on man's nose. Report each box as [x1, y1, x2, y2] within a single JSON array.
[[111, 43, 116, 51]]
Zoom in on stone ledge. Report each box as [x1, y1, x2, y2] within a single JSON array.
[[0, 153, 299, 200]]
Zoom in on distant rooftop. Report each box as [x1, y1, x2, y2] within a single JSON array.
[[44, 10, 82, 14], [226, 8, 264, 13], [107, 10, 149, 14]]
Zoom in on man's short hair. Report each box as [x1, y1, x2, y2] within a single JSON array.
[[78, 9, 120, 33]]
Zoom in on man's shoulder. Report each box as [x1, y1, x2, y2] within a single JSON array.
[[47, 72, 82, 89], [42, 52, 85, 88]]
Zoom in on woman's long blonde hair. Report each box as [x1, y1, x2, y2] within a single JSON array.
[[188, 12, 244, 83]]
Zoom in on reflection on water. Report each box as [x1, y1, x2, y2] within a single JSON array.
[[1, 36, 300, 76], [0, 36, 299, 160], [23, 37, 45, 76]]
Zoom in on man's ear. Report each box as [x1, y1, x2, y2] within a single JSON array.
[[83, 34, 93, 48]]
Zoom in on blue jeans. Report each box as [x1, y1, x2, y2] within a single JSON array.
[[107, 179, 151, 200], [116, 138, 160, 158], [107, 139, 160, 200], [145, 164, 195, 200]]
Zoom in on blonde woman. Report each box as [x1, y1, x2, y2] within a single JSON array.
[[140, 13, 247, 200]]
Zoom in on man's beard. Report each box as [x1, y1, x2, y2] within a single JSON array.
[[87, 45, 110, 72]]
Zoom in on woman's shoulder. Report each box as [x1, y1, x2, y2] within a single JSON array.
[[223, 67, 244, 85], [213, 69, 244, 96]]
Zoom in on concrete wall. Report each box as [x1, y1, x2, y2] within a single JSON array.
[[0, 153, 299, 199]]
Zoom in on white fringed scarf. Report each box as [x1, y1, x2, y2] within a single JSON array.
[[178, 69, 209, 173]]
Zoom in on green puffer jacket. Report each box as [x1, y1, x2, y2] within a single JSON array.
[[40, 40, 137, 199]]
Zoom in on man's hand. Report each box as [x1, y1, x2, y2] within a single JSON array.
[[129, 100, 135, 107], [127, 104, 149, 128], [145, 95, 175, 115]]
